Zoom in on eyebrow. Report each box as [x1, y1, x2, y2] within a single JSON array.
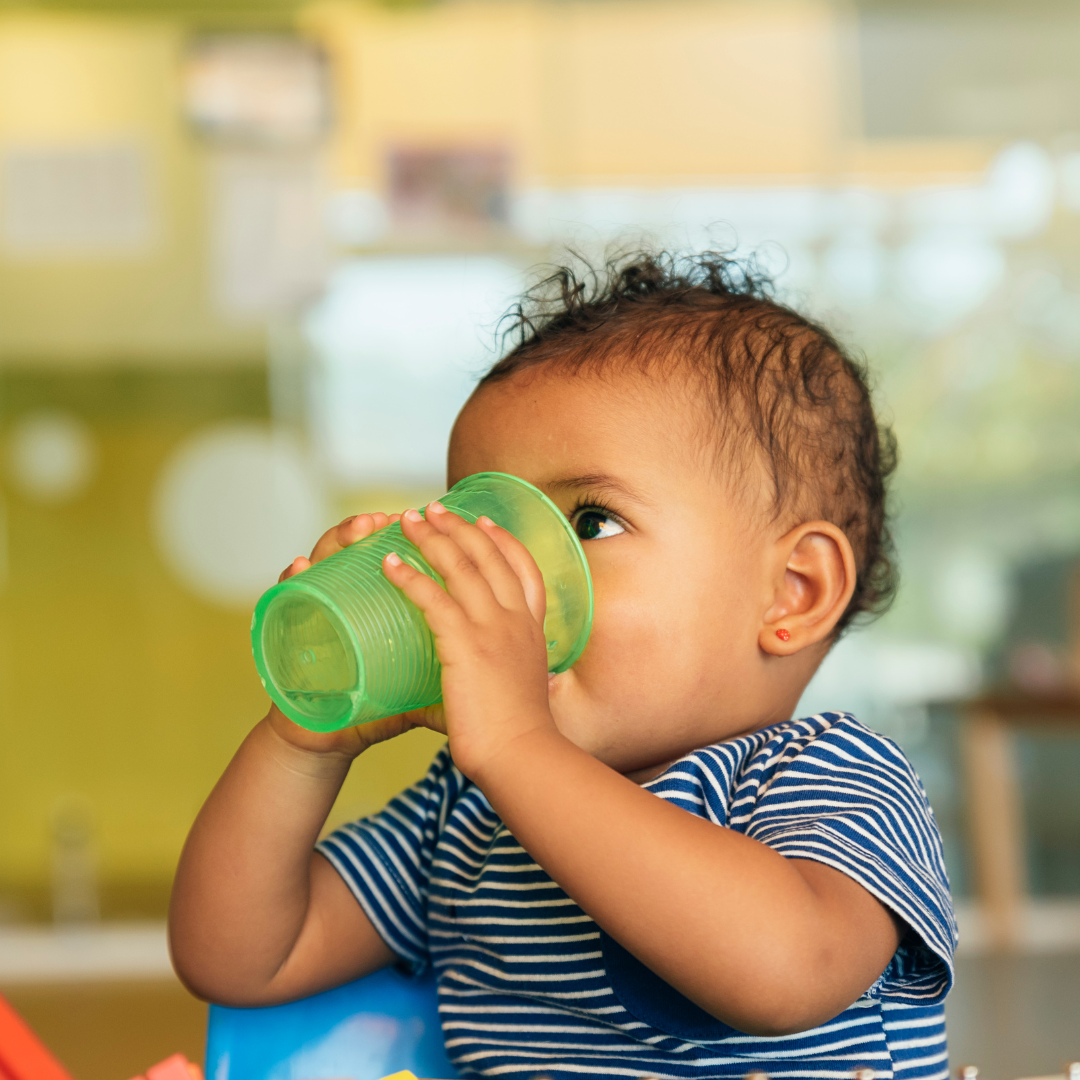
[[545, 473, 650, 506]]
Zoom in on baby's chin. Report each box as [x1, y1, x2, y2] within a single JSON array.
[[547, 672, 676, 777]]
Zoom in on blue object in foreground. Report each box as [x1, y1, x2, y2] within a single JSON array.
[[204, 967, 459, 1080]]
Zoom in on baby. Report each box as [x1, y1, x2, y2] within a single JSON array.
[[170, 250, 955, 1079]]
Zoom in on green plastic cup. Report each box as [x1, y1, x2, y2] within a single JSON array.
[[251, 472, 594, 732]]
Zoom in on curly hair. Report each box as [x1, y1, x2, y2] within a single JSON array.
[[479, 248, 898, 635]]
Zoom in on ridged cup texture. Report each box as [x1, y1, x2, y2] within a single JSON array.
[[251, 473, 592, 732]]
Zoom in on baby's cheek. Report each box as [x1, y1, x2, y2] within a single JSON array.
[[582, 601, 677, 710]]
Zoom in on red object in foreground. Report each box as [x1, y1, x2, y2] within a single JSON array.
[[0, 992, 75, 1080], [147, 1054, 203, 1080], [775, 628, 790, 641], [128, 1052, 205, 1080]]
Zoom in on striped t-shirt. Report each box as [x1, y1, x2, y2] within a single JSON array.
[[318, 712, 956, 1080]]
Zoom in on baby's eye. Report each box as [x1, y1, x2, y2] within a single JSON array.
[[571, 508, 626, 541]]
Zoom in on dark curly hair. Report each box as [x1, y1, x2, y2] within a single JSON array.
[[479, 248, 898, 635]]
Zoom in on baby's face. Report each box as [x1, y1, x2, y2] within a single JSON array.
[[448, 367, 805, 776]]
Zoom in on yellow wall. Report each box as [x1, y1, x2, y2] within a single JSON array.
[[0, 14, 262, 363], [0, 3, 995, 369], [307, 0, 840, 186], [305, 0, 993, 189], [0, 366, 446, 918]]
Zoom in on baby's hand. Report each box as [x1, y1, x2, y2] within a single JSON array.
[[267, 511, 416, 759], [384, 503, 554, 782], [277, 511, 402, 584]]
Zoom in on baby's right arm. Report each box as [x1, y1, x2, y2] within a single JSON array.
[[168, 513, 409, 1006]]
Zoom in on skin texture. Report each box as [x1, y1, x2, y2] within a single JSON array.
[[169, 367, 902, 1036]]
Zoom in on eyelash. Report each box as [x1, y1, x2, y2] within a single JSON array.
[[567, 496, 628, 530]]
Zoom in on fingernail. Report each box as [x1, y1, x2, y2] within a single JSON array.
[[478, 515, 495, 527], [385, 552, 402, 566], [428, 501, 446, 514], [404, 508, 422, 522]]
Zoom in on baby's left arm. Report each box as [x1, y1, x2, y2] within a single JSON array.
[[386, 505, 902, 1038]]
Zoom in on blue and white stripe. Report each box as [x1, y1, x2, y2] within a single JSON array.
[[318, 712, 955, 1079]]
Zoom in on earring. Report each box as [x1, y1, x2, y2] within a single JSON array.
[[775, 628, 791, 641]]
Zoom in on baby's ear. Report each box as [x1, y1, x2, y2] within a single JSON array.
[[758, 521, 857, 656]]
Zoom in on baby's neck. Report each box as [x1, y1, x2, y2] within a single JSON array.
[[620, 713, 795, 785]]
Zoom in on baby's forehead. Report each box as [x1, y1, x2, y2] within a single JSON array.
[[454, 363, 763, 505], [463, 361, 709, 445], [483, 357, 708, 415]]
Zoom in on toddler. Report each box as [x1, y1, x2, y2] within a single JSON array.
[[170, 251, 955, 1079]]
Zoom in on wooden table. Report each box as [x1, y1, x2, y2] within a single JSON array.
[[959, 692, 1080, 951]]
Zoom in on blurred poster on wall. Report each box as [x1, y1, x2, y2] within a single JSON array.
[[210, 150, 329, 318], [182, 34, 329, 147], [387, 146, 512, 240], [184, 33, 331, 318], [0, 142, 153, 257]]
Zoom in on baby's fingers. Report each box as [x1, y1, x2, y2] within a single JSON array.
[[353, 711, 418, 751], [382, 551, 467, 639], [278, 555, 311, 583], [403, 703, 447, 737], [309, 511, 401, 564], [477, 517, 546, 627], [419, 505, 531, 616], [279, 511, 403, 583]]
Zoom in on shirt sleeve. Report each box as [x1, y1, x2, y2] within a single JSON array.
[[316, 744, 460, 972], [744, 716, 958, 1006]]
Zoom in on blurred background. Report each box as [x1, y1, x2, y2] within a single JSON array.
[[0, 0, 1078, 1075]]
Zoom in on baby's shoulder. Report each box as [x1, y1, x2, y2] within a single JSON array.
[[752, 710, 916, 774], [646, 712, 925, 826]]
